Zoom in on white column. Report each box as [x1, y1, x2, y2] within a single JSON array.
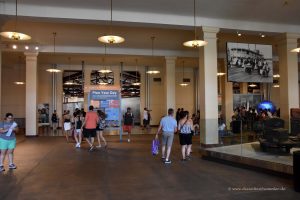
[[25, 52, 39, 136], [56, 72, 63, 128], [165, 56, 176, 112], [278, 33, 300, 129], [140, 67, 146, 124], [83, 68, 91, 111], [199, 27, 220, 145]]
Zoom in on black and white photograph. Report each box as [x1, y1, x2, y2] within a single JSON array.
[[227, 42, 273, 83]]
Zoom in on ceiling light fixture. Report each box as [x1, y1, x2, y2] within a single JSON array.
[[46, 32, 61, 73], [98, 0, 125, 44], [237, 32, 242, 37], [273, 84, 280, 88], [132, 59, 141, 86], [180, 60, 189, 87], [98, 44, 112, 74], [273, 74, 280, 78], [183, 0, 207, 48], [260, 33, 265, 38], [146, 36, 160, 74], [249, 83, 257, 87], [291, 42, 300, 53], [12, 45, 17, 49], [0, 0, 31, 41]]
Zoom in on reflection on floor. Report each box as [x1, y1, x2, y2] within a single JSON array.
[[202, 142, 300, 174]]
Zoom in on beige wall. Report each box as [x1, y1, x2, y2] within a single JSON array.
[[1, 63, 26, 118], [175, 67, 195, 115]]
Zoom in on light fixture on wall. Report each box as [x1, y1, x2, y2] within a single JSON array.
[[183, 0, 207, 48], [132, 59, 141, 86], [0, 0, 31, 41], [14, 56, 25, 85], [98, 0, 125, 44], [46, 32, 61, 73], [146, 36, 160, 74], [98, 44, 112, 74], [179, 61, 189, 87], [249, 83, 257, 87], [273, 84, 280, 88]]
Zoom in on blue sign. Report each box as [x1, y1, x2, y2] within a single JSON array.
[[105, 108, 120, 121], [90, 90, 119, 100], [100, 100, 109, 108]]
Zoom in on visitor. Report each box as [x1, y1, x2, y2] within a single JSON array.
[[178, 111, 194, 161], [63, 110, 72, 142], [81, 106, 98, 151], [96, 110, 107, 148], [74, 113, 83, 148], [0, 113, 18, 172], [51, 110, 58, 132], [143, 108, 148, 130], [155, 108, 177, 164], [123, 107, 134, 142]]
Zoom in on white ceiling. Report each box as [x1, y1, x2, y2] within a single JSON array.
[[0, 0, 299, 67]]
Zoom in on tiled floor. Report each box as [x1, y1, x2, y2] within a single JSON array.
[[0, 134, 299, 200]]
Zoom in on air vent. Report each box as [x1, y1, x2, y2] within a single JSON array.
[[153, 78, 162, 82], [183, 78, 190, 82]]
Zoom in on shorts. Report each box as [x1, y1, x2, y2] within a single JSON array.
[[64, 122, 71, 131], [162, 132, 174, 147], [83, 128, 96, 138], [123, 125, 132, 132], [179, 133, 193, 145], [75, 129, 82, 135], [0, 138, 16, 150]]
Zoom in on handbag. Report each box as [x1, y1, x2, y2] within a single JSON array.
[[151, 139, 159, 155]]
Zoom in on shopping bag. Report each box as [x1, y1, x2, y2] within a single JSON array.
[[151, 139, 159, 155]]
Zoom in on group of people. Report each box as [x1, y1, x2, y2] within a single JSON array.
[[156, 108, 195, 164], [230, 57, 270, 77], [62, 106, 107, 151]]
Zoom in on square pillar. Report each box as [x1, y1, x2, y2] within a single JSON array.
[[165, 56, 177, 112], [25, 52, 39, 136], [221, 59, 233, 128], [83, 68, 92, 111], [199, 27, 220, 145], [278, 33, 300, 129]]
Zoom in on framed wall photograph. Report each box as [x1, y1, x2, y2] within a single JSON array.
[[227, 42, 273, 83]]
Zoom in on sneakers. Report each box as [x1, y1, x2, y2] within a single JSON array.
[[164, 159, 172, 164], [127, 139, 130, 143], [96, 145, 102, 148], [0, 166, 5, 172], [75, 143, 81, 148], [9, 164, 17, 169]]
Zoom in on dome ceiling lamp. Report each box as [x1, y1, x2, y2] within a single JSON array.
[[0, 0, 31, 41], [98, 0, 125, 44], [146, 36, 160, 74], [98, 44, 112, 74], [132, 59, 141, 86], [291, 41, 300, 53], [183, 0, 207, 48], [46, 32, 61, 73], [179, 61, 189, 87]]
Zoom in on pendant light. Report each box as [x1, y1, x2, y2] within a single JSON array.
[[0, 0, 31, 41], [98, 0, 125, 44], [98, 44, 112, 74], [249, 83, 257, 88], [132, 59, 141, 86], [46, 32, 61, 73], [179, 61, 189, 87], [14, 56, 25, 85], [291, 41, 300, 53], [146, 36, 160, 74], [183, 0, 207, 48]]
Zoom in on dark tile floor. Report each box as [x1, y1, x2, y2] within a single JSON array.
[[0, 135, 299, 200]]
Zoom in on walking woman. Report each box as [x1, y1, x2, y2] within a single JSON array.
[[178, 111, 194, 161], [74, 113, 84, 148], [0, 113, 18, 172], [63, 110, 72, 142], [96, 110, 107, 148]]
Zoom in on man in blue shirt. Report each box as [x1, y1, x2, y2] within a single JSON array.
[[155, 108, 177, 164], [0, 113, 18, 172]]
